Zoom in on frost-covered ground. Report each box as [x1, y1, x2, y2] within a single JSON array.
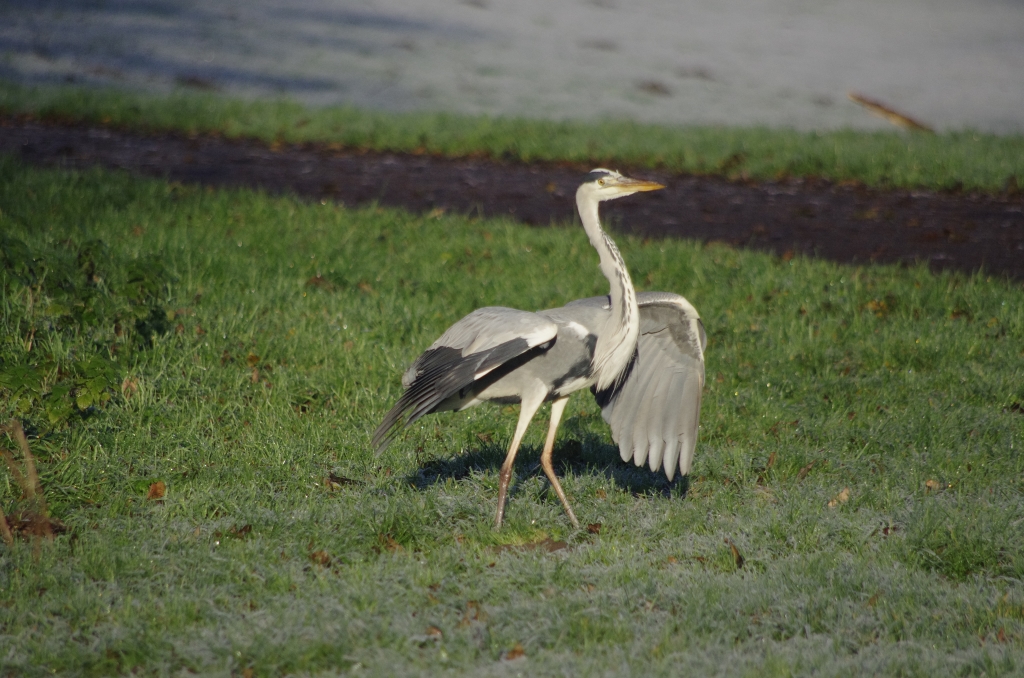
[[2, 0, 1022, 131]]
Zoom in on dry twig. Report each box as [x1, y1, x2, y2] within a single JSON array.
[[1, 419, 56, 544], [848, 92, 934, 133]]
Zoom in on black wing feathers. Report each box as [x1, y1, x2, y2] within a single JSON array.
[[372, 337, 532, 452]]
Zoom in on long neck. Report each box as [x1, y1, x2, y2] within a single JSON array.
[[577, 188, 640, 391]]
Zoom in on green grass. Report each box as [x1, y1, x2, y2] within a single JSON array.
[[1, 158, 1023, 676], [2, 80, 1023, 193]]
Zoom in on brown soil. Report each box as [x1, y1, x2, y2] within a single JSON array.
[[3, 117, 1022, 280]]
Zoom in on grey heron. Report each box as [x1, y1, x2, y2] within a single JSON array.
[[372, 169, 705, 529]]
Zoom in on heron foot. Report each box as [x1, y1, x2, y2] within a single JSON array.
[[495, 466, 512, 529]]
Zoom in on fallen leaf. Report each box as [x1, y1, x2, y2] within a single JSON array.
[[865, 299, 889, 317], [766, 451, 777, 469], [475, 432, 493, 443], [309, 550, 332, 567], [120, 377, 139, 399], [797, 461, 816, 480], [251, 367, 260, 383], [725, 538, 744, 569], [147, 481, 166, 501], [305, 274, 336, 291], [379, 533, 403, 552], [458, 601, 487, 628], [229, 524, 252, 539], [925, 479, 942, 492], [595, 488, 607, 499], [246, 353, 260, 367], [501, 642, 526, 661], [867, 593, 880, 607], [587, 523, 602, 535], [3, 510, 67, 539], [828, 487, 851, 507]]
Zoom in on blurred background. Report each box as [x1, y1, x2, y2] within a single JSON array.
[[2, 0, 1022, 132]]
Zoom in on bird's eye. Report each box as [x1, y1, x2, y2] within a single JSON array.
[[598, 179, 606, 185]]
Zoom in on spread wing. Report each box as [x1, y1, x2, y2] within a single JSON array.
[[593, 292, 705, 481], [372, 307, 557, 452]]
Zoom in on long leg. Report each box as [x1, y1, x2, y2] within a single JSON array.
[[495, 389, 545, 529], [540, 396, 579, 528]]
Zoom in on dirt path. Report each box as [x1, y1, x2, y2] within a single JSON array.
[[3, 117, 1023, 281]]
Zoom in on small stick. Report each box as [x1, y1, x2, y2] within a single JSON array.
[[2, 420, 53, 540], [12, 421, 44, 508], [848, 92, 934, 133]]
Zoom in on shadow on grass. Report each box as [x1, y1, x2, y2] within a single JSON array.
[[405, 431, 689, 499]]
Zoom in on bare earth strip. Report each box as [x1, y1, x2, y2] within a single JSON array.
[[2, 117, 1023, 280]]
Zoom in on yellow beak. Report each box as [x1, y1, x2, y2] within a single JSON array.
[[618, 177, 665, 192]]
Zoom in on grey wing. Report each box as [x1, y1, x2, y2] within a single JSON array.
[[373, 307, 557, 452], [593, 292, 705, 481], [402, 307, 558, 387]]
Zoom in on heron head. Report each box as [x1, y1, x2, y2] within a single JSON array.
[[580, 168, 665, 201]]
